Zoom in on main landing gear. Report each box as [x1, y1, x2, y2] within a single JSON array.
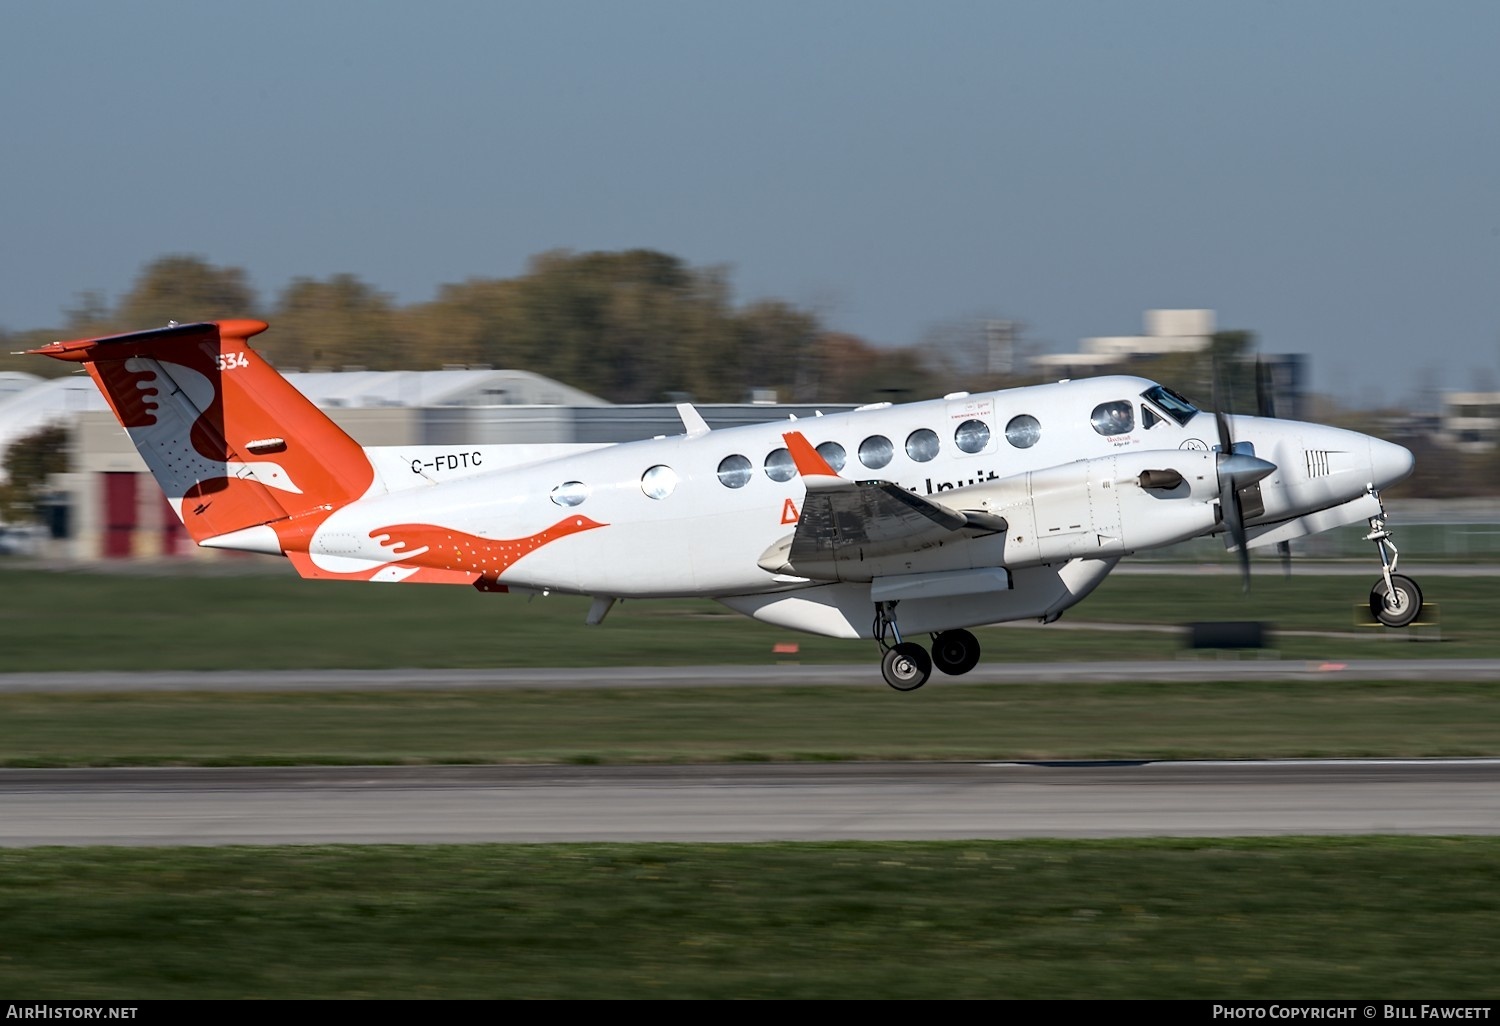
[[873, 602, 982, 691], [1365, 491, 1424, 629]]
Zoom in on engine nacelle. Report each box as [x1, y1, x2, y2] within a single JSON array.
[[954, 449, 1224, 567]]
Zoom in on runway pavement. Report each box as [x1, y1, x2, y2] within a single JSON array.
[[1, 658, 1498, 693], [3, 662, 1495, 848], [2, 759, 1497, 847]]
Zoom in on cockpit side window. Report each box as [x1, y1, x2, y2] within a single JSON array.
[[1140, 384, 1199, 426]]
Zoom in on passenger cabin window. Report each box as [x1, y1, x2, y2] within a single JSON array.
[[816, 441, 847, 471], [905, 428, 940, 462], [550, 481, 590, 507], [641, 465, 679, 500], [954, 419, 991, 454], [764, 447, 795, 482], [717, 454, 752, 488], [1090, 401, 1134, 437], [1005, 414, 1040, 448], [859, 435, 894, 469]]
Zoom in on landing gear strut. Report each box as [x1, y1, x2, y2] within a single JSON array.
[[874, 602, 931, 691], [1365, 490, 1424, 628], [872, 605, 985, 690]]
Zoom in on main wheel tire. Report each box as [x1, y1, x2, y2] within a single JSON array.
[[881, 643, 932, 692], [1370, 574, 1423, 628], [931, 629, 981, 676]]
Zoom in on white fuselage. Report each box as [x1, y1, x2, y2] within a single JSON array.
[[303, 375, 1412, 637]]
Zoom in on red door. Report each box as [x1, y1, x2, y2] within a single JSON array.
[[160, 493, 189, 556], [103, 473, 137, 559]]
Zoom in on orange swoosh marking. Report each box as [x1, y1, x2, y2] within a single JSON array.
[[369, 516, 608, 577]]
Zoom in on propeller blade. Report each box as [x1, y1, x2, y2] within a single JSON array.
[[1219, 473, 1251, 593], [1210, 354, 1225, 426], [1278, 540, 1292, 579], [1256, 357, 1277, 419], [1216, 409, 1235, 457], [1216, 451, 1277, 595], [1211, 351, 1235, 453], [1209, 347, 1276, 594]]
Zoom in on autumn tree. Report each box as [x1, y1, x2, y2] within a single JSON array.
[[402, 250, 819, 403], [402, 277, 518, 370], [116, 254, 259, 330], [268, 274, 403, 370], [728, 299, 824, 403], [0, 424, 70, 524]]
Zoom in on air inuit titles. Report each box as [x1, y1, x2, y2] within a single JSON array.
[[1213, 1010, 1492, 1021]]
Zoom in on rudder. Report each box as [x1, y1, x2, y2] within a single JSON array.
[[31, 320, 375, 547]]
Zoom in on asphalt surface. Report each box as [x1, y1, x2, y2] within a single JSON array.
[[2, 760, 1496, 847], [3, 661, 1494, 848], [1, 658, 1497, 693]]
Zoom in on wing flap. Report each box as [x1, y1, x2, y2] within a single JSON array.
[[790, 478, 965, 562], [764, 431, 1006, 576]]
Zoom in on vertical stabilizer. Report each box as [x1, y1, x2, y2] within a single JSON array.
[[31, 320, 375, 545]]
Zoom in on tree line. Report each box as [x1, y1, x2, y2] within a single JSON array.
[[1, 250, 1491, 497], [2, 251, 967, 405]]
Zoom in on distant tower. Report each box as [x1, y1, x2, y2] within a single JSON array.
[[1262, 353, 1307, 421], [986, 320, 1015, 376]]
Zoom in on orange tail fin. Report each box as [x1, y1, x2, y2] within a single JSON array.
[[31, 320, 375, 545]]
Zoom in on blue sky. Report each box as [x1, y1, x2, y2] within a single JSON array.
[[3, 1, 1496, 403]]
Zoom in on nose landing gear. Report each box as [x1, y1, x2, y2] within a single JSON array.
[[1365, 491, 1424, 628]]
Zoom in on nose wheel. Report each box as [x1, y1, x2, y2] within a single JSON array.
[[1365, 492, 1424, 628], [1370, 573, 1423, 628]]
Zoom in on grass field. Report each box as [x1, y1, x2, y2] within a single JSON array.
[[2, 679, 1498, 767], [1, 565, 1494, 670], [3, 839, 1498, 999], [3, 564, 1496, 999]]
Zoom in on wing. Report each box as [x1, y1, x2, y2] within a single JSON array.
[[757, 431, 1006, 576]]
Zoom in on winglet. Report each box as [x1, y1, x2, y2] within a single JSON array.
[[783, 431, 841, 484]]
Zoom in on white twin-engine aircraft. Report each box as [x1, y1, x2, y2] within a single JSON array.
[[33, 319, 1423, 690]]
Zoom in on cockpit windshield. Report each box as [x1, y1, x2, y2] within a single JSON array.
[[1140, 384, 1199, 427]]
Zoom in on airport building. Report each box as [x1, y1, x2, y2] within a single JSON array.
[[1028, 309, 1308, 421], [1029, 308, 1219, 377], [1437, 392, 1500, 452]]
